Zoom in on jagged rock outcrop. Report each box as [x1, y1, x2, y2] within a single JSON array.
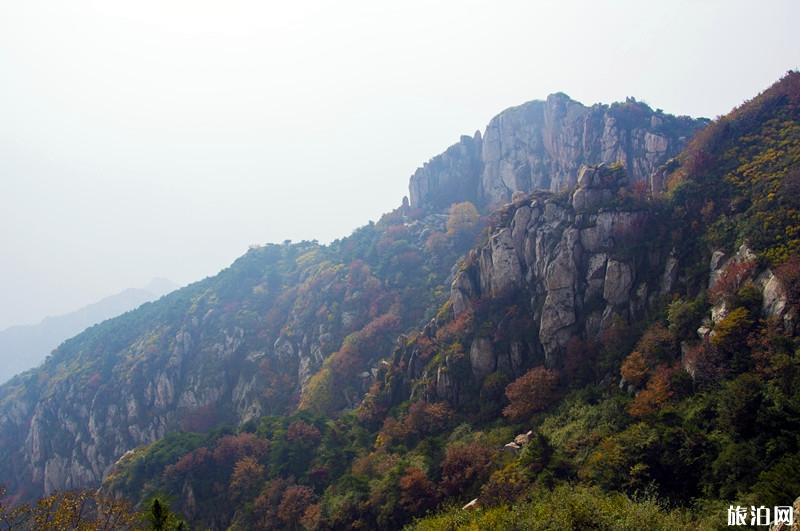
[[410, 94, 706, 210], [704, 243, 796, 335], [450, 164, 670, 369], [409, 132, 483, 211]]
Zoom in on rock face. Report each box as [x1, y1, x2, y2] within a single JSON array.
[[408, 132, 483, 211], [0, 321, 265, 497], [449, 164, 670, 369], [410, 94, 706, 210]]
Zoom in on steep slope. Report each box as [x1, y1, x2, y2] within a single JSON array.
[[95, 73, 800, 530], [0, 278, 176, 385], [379, 163, 675, 417], [0, 212, 468, 500], [0, 91, 708, 509], [409, 93, 707, 211]]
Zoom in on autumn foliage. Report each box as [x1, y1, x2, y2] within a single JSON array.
[[399, 467, 439, 514], [378, 401, 455, 446], [440, 442, 497, 497], [446, 201, 481, 245], [502, 367, 559, 421], [709, 260, 757, 304], [620, 350, 649, 388], [628, 365, 678, 417]]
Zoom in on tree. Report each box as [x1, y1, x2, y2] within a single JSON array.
[[446, 202, 480, 246], [277, 485, 317, 529], [503, 367, 559, 421], [711, 306, 755, 371], [230, 457, 266, 500], [775, 254, 800, 307], [286, 420, 321, 445], [0, 486, 139, 531], [620, 351, 649, 388], [399, 467, 438, 515], [628, 365, 676, 417], [709, 260, 756, 304], [440, 442, 496, 497], [147, 497, 187, 531]]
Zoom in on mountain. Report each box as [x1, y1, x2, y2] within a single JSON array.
[[409, 93, 706, 211], [0, 278, 177, 385], [2, 73, 800, 530], [0, 91, 703, 503]]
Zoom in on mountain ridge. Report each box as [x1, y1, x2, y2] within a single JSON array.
[[408, 92, 707, 211], [2, 73, 800, 531], [0, 278, 177, 385]]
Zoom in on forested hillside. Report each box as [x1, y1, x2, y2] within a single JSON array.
[[2, 73, 800, 530]]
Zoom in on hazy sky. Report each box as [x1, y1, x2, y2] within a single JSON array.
[[1, 0, 798, 329]]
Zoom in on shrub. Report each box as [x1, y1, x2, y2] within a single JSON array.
[[775, 254, 800, 307], [503, 367, 560, 422], [711, 307, 755, 372], [399, 467, 439, 515], [439, 442, 497, 498], [709, 260, 757, 304], [667, 295, 707, 338], [620, 351, 649, 388], [277, 485, 317, 528], [628, 365, 677, 417], [446, 202, 481, 247]]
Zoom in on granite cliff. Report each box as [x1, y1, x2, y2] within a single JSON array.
[[409, 93, 707, 211]]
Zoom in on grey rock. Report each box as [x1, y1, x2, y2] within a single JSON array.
[[410, 94, 704, 211], [409, 132, 483, 210], [661, 254, 679, 294], [604, 260, 633, 305], [451, 270, 476, 317], [487, 229, 523, 296], [469, 337, 496, 381]]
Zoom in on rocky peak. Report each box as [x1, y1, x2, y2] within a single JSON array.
[[408, 131, 483, 211], [448, 164, 668, 373], [409, 94, 706, 211], [571, 164, 628, 211]]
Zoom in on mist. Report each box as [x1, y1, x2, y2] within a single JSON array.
[[1, 0, 798, 329]]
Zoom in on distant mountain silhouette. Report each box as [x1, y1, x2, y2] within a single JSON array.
[[0, 278, 177, 384]]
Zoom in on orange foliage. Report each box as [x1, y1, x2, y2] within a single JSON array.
[[435, 311, 473, 342], [620, 351, 649, 387], [628, 365, 676, 417], [709, 260, 756, 304], [446, 202, 480, 242], [440, 442, 497, 497], [635, 323, 675, 362], [377, 401, 454, 446], [212, 433, 269, 466], [406, 401, 454, 436], [502, 367, 559, 421], [425, 231, 450, 254], [329, 312, 401, 377], [230, 456, 265, 499], [277, 485, 317, 526], [399, 467, 438, 514]]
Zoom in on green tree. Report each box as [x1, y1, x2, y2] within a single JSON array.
[[446, 201, 480, 247]]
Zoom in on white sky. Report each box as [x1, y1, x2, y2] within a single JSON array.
[[1, 0, 798, 329]]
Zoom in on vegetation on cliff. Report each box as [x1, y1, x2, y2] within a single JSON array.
[[2, 73, 800, 530]]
